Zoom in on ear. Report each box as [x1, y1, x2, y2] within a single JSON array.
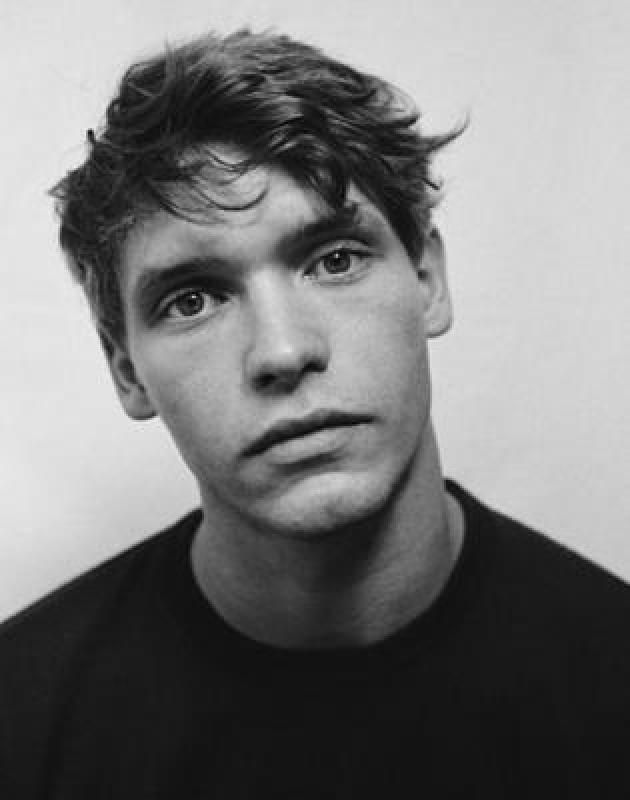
[[415, 228, 453, 338], [99, 329, 156, 421]]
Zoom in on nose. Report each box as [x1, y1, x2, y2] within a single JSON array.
[[244, 273, 330, 392]]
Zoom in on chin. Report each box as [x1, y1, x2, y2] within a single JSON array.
[[250, 470, 399, 540]]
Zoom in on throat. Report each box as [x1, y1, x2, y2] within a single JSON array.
[[190, 485, 464, 651]]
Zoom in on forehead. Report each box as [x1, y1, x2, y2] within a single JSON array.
[[120, 161, 390, 288]]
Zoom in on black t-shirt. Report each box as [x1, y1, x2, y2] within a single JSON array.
[[1, 482, 629, 798]]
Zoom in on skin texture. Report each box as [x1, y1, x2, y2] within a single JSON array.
[[107, 159, 463, 647]]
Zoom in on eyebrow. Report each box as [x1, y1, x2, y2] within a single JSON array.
[[280, 202, 375, 254], [131, 259, 230, 316], [130, 202, 385, 312]]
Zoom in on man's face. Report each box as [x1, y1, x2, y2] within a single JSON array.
[[110, 161, 451, 537]]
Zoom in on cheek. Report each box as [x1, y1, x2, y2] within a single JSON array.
[[343, 288, 428, 394], [136, 345, 237, 454]]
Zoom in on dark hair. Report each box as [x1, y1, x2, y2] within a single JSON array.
[[51, 29, 464, 342]]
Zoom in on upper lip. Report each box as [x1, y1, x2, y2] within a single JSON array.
[[244, 410, 372, 457]]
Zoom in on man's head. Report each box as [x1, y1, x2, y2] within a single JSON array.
[[52, 30, 463, 538], [52, 29, 461, 345]]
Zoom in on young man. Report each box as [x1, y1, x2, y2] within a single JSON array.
[[1, 30, 629, 798]]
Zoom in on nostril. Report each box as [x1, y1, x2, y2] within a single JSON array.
[[253, 363, 304, 393], [244, 298, 331, 392], [250, 348, 329, 393], [255, 371, 281, 392]]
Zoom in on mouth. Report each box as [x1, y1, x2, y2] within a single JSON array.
[[244, 410, 373, 457]]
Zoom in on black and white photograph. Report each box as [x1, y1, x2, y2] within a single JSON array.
[[1, 0, 629, 796]]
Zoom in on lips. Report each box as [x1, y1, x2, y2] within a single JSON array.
[[244, 410, 372, 457]]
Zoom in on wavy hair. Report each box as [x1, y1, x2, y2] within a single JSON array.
[[51, 30, 464, 341]]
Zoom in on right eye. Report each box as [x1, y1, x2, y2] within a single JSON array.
[[162, 289, 226, 320]]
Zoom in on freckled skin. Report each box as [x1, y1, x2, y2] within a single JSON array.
[[114, 166, 448, 541]]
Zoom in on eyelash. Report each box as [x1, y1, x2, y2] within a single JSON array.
[[159, 287, 226, 320], [157, 245, 372, 321], [306, 246, 371, 281]]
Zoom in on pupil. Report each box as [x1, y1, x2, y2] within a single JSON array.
[[325, 250, 350, 273], [177, 293, 203, 315]]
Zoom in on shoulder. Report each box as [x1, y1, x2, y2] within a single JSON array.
[[445, 482, 630, 743], [0, 509, 202, 669], [449, 479, 630, 604], [0, 510, 199, 795], [447, 480, 630, 666]]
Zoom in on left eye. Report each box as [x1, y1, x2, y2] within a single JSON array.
[[310, 248, 367, 279]]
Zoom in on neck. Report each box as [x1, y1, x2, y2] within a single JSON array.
[[191, 426, 464, 649]]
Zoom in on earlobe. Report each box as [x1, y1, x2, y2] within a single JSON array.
[[416, 228, 453, 338], [99, 329, 156, 421]]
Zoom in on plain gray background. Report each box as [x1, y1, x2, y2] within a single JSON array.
[[1, 0, 629, 619]]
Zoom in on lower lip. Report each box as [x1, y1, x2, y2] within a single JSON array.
[[262, 424, 366, 465]]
